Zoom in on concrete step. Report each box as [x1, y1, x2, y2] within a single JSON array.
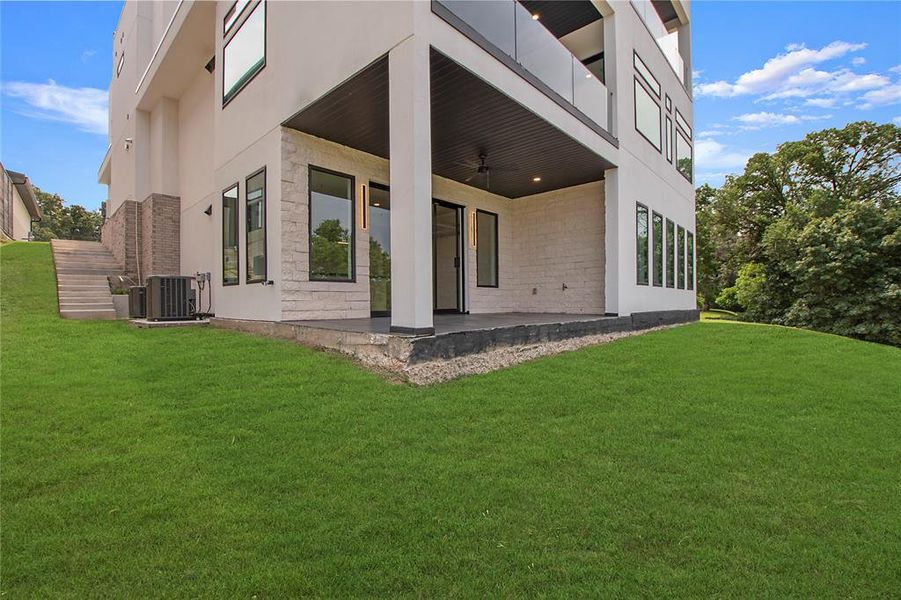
[[57, 276, 110, 285], [60, 309, 118, 320]]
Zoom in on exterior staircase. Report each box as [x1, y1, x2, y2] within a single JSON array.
[[50, 239, 124, 320]]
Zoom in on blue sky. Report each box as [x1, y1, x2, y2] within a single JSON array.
[[1, 1, 899, 210]]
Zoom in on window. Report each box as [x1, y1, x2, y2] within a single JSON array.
[[675, 109, 692, 139], [634, 78, 661, 151], [686, 230, 695, 291], [665, 94, 672, 113], [676, 128, 693, 182], [665, 116, 673, 163], [666, 219, 675, 288], [476, 209, 499, 287], [636, 204, 649, 285], [652, 211, 663, 287], [633, 52, 660, 97], [222, 184, 239, 285], [246, 168, 266, 283], [368, 183, 391, 315], [116, 52, 125, 77], [224, 0, 251, 34], [310, 167, 355, 282], [677, 226, 685, 289], [223, 0, 265, 105]]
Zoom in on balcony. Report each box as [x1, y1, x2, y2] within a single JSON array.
[[433, 0, 612, 139], [630, 0, 685, 83]]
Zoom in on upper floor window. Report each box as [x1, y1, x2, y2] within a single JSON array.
[[224, 0, 251, 34], [223, 0, 265, 105], [116, 53, 125, 77], [676, 129, 693, 182]]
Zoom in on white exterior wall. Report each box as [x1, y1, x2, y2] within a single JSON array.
[[11, 187, 33, 240]]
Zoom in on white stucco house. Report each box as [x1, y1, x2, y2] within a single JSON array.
[[98, 0, 696, 337]]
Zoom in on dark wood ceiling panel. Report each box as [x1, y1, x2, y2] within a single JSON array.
[[518, 1, 602, 39], [284, 49, 612, 199]]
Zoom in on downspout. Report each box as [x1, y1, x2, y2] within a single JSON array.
[[135, 199, 142, 284]]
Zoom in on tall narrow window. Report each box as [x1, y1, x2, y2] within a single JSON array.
[[676, 129, 693, 182], [310, 167, 355, 282], [652, 211, 663, 287], [677, 225, 685, 289], [369, 183, 391, 315], [245, 168, 266, 283], [666, 219, 675, 288], [686, 231, 695, 291], [476, 209, 499, 287], [223, 0, 265, 104], [636, 203, 649, 285], [222, 184, 239, 285]]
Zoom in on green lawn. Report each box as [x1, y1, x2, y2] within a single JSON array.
[[2, 242, 900, 597]]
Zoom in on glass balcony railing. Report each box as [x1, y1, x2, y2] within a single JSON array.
[[435, 0, 609, 132], [629, 0, 684, 83]]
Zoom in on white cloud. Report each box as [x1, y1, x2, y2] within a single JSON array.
[[80, 49, 97, 63], [858, 83, 901, 109], [893, 116, 901, 125], [805, 97, 838, 108], [1, 79, 107, 135], [695, 41, 867, 97], [851, 57, 866, 67], [732, 111, 831, 129], [695, 137, 752, 171], [889, 65, 901, 75]]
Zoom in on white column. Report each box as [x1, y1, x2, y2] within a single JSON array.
[[604, 167, 620, 316], [389, 36, 434, 335]]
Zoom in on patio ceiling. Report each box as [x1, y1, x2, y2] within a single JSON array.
[[284, 49, 613, 198]]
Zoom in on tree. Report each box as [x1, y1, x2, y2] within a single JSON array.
[[697, 121, 901, 345], [30, 187, 103, 241]]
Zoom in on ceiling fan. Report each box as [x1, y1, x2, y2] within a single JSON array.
[[457, 153, 518, 190]]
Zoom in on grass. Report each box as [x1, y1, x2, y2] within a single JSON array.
[[2, 242, 900, 597]]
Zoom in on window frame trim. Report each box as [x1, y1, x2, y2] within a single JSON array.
[[636, 202, 649, 286], [245, 166, 268, 284], [222, 0, 267, 108], [665, 218, 675, 288], [652, 211, 664, 287], [222, 182, 240, 287], [308, 165, 357, 283], [633, 76, 662, 152], [475, 208, 500, 288]]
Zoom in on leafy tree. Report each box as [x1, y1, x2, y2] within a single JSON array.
[[697, 121, 901, 345], [30, 187, 102, 241]]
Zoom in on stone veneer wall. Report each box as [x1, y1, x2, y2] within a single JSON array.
[[140, 193, 181, 277], [101, 200, 140, 280], [280, 128, 605, 320]]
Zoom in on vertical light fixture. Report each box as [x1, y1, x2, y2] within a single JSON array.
[[359, 183, 369, 231], [469, 209, 478, 248]]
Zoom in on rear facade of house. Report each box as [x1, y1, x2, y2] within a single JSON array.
[[99, 0, 696, 334]]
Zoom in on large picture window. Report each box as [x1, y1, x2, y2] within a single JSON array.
[[636, 203, 649, 285], [634, 78, 661, 151], [677, 225, 686, 289], [476, 209, 499, 287], [652, 211, 663, 287], [676, 129, 693, 182], [223, 0, 265, 105], [666, 219, 675, 288], [246, 168, 266, 283], [687, 230, 695, 291], [310, 167, 355, 282], [222, 184, 239, 285]]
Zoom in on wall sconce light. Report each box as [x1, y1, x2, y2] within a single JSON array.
[[469, 210, 478, 248], [203, 204, 212, 216], [124, 137, 133, 151], [359, 183, 369, 231]]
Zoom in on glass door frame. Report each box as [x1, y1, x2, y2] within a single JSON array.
[[368, 181, 391, 317], [432, 198, 466, 314]]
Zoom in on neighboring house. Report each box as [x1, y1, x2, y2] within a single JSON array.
[[99, 0, 695, 334], [0, 164, 42, 241]]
